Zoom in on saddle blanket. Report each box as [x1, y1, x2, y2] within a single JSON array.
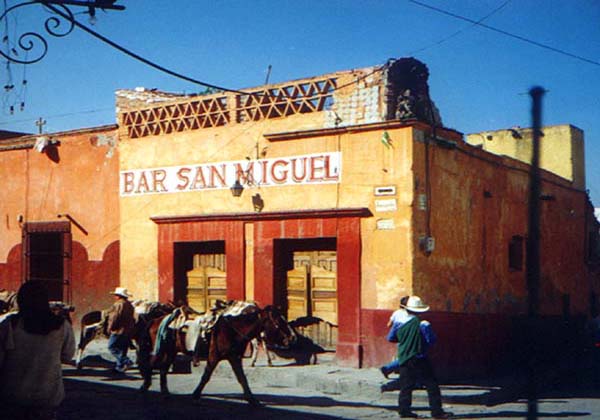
[[184, 300, 258, 352]]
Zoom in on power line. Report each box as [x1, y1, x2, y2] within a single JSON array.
[[408, 0, 600, 67], [0, 107, 114, 126], [408, 0, 511, 55], [42, 2, 387, 98]]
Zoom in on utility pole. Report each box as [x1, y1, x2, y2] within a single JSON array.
[[526, 85, 545, 420]]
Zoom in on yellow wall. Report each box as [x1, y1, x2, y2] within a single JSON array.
[[118, 117, 416, 309], [466, 125, 585, 190]]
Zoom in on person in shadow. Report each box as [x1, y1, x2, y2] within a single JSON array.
[[106, 287, 135, 373], [380, 295, 410, 378], [380, 295, 452, 419], [0, 280, 75, 419]]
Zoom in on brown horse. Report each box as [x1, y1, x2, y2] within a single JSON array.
[[138, 302, 295, 406]]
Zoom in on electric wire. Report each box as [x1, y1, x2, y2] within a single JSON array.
[[83, 115, 270, 253], [407, 0, 511, 55], [41, 2, 389, 100], [408, 0, 600, 67]]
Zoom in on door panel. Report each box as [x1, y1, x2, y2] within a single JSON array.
[[311, 264, 337, 324], [286, 264, 308, 321], [186, 253, 227, 313], [286, 250, 338, 348]]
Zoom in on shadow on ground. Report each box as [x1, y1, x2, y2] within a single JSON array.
[[60, 378, 351, 420]]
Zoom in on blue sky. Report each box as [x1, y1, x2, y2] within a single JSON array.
[[1, 0, 599, 206]]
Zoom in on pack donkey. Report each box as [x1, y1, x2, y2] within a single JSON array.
[[137, 300, 295, 406]]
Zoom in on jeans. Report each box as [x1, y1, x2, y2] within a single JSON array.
[[108, 333, 132, 369]]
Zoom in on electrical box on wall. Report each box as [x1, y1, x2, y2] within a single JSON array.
[[419, 236, 435, 253]]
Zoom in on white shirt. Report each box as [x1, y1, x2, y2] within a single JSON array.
[[389, 308, 414, 326]]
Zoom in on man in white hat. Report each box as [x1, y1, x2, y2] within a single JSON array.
[[381, 295, 452, 419], [106, 287, 135, 373]]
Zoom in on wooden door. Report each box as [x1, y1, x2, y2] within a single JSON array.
[[286, 263, 308, 322], [186, 254, 227, 313], [286, 251, 338, 348]]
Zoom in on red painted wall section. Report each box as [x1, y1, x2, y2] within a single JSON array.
[[71, 241, 120, 320], [157, 225, 175, 303], [0, 244, 23, 292], [360, 309, 512, 379], [253, 216, 362, 367], [0, 241, 119, 329], [154, 212, 364, 367], [156, 221, 245, 303], [335, 217, 362, 367]]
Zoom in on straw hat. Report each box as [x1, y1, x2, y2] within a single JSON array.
[[401, 295, 430, 313], [111, 287, 132, 299]]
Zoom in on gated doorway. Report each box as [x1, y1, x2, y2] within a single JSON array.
[[174, 241, 226, 313], [274, 238, 337, 349], [21, 221, 72, 302]]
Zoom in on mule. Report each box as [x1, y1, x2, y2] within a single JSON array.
[[250, 331, 325, 366], [75, 300, 175, 369], [138, 302, 295, 406]]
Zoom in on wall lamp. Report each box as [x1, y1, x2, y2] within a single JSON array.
[[230, 179, 244, 197]]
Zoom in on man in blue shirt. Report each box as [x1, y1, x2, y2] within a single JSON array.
[[380, 295, 452, 419]]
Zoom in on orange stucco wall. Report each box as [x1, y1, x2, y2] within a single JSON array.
[[0, 126, 121, 318], [411, 132, 592, 316]]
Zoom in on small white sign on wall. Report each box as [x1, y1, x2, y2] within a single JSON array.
[[376, 218, 395, 230], [375, 198, 397, 212]]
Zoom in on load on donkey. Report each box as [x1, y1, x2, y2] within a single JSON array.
[[137, 299, 296, 406], [1, 288, 74, 322], [75, 300, 176, 369]]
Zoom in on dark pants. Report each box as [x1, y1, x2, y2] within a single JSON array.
[[108, 333, 132, 369], [394, 357, 444, 415]]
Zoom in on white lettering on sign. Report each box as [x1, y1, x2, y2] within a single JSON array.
[[375, 198, 397, 212], [120, 152, 342, 196], [376, 218, 396, 230]]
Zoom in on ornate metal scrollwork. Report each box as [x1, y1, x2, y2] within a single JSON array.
[[0, 1, 75, 64], [1, 1, 123, 65]]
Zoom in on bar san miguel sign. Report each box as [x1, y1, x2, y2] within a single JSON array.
[[120, 152, 342, 196]]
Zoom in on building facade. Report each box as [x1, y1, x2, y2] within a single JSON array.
[[115, 58, 599, 372], [0, 126, 120, 316], [1, 58, 596, 373]]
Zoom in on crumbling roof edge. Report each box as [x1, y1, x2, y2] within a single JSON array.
[[466, 123, 584, 137], [0, 124, 118, 151], [115, 64, 382, 111]]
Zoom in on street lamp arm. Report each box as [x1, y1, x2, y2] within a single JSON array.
[[38, 0, 125, 11], [0, 0, 124, 64]]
